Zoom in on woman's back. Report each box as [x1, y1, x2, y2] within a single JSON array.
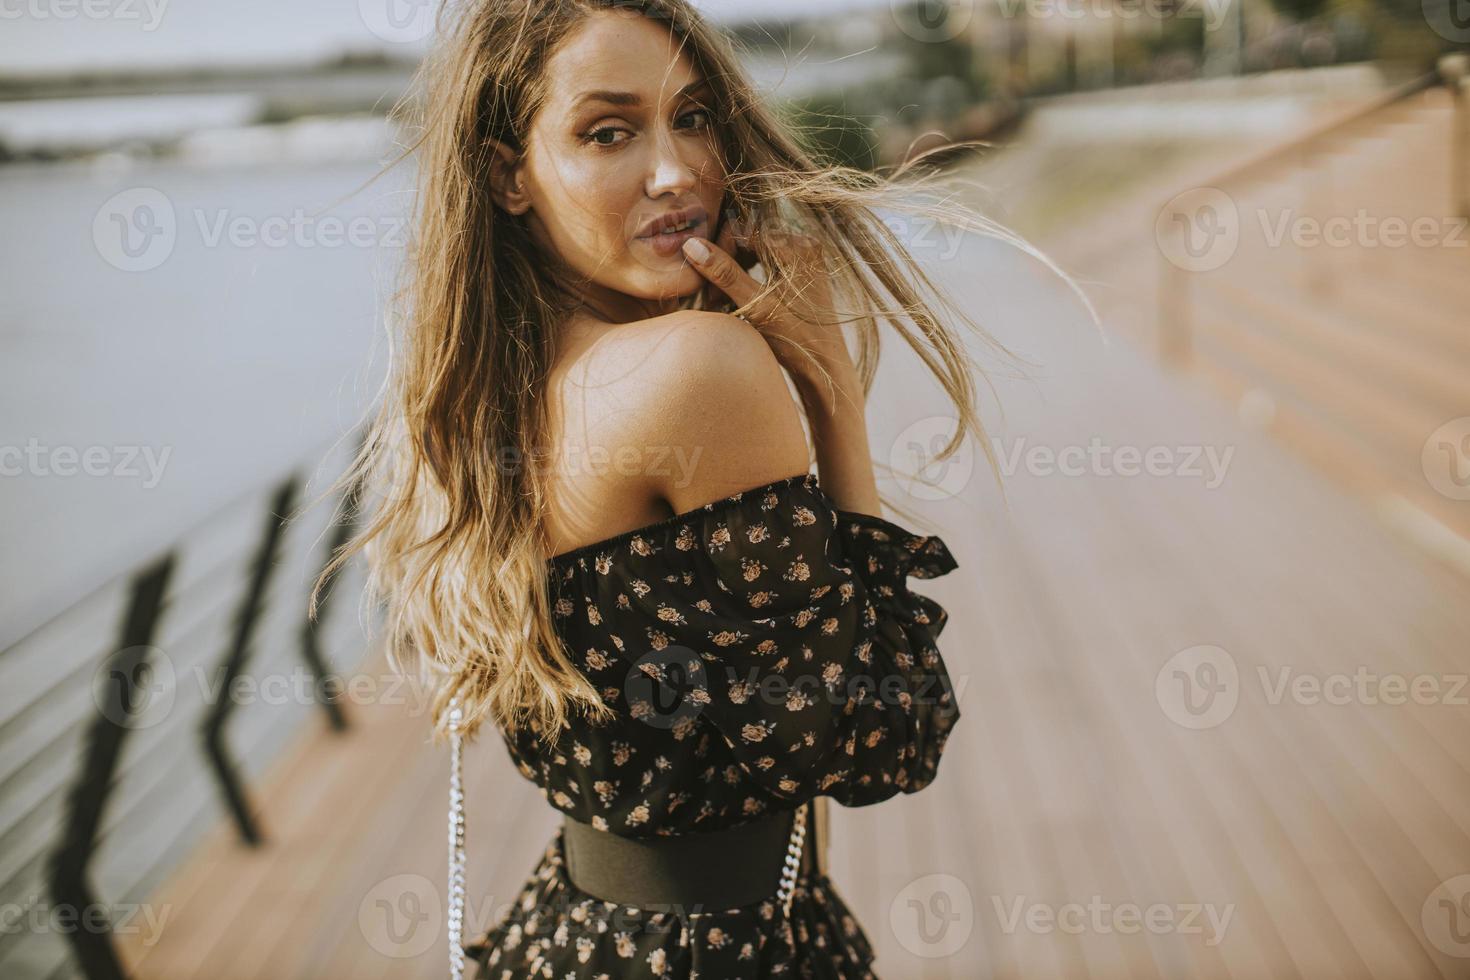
[[468, 467, 961, 976], [539, 308, 813, 563]]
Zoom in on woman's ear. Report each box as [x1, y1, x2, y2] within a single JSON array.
[[487, 139, 531, 216]]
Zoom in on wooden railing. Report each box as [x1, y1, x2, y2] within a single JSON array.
[[1156, 57, 1467, 367]]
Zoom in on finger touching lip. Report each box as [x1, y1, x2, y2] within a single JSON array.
[[637, 215, 708, 258]]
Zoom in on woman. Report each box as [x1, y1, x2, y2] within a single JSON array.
[[311, 0, 1046, 975]]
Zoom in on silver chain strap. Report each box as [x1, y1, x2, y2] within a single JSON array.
[[775, 799, 808, 919], [449, 701, 808, 970], [447, 696, 466, 980]]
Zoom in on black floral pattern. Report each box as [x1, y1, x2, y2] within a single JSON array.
[[465, 471, 961, 978]]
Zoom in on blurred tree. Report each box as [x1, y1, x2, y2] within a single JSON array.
[[779, 95, 880, 172], [889, 22, 991, 103]]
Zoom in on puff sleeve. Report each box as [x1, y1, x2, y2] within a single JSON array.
[[562, 475, 963, 808]]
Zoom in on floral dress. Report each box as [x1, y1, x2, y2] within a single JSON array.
[[464, 471, 962, 979]]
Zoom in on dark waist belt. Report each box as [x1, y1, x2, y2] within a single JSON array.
[[561, 802, 812, 912]]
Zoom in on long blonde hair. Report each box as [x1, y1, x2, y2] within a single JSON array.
[[307, 0, 1077, 749]]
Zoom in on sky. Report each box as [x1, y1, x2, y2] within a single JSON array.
[[0, 0, 894, 77]]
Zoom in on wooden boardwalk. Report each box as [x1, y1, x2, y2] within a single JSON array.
[[117, 108, 1470, 978]]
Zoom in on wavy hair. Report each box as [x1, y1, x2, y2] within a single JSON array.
[[307, 0, 1086, 749]]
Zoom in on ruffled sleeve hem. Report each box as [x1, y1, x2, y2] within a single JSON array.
[[833, 508, 959, 590]]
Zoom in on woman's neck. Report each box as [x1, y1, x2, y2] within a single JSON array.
[[574, 283, 691, 326]]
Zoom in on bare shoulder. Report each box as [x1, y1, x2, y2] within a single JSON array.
[[556, 310, 760, 389], [542, 311, 809, 556], [619, 310, 812, 510], [635, 309, 783, 387]]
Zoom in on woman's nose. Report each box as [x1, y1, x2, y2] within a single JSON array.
[[645, 131, 698, 198]]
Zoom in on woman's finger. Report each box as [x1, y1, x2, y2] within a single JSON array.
[[681, 236, 764, 312]]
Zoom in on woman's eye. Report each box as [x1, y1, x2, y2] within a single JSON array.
[[583, 126, 629, 147], [679, 108, 712, 130], [581, 109, 710, 148]]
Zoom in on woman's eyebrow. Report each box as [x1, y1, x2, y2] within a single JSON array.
[[571, 79, 711, 110]]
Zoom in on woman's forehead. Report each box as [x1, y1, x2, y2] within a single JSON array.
[[543, 12, 702, 110]]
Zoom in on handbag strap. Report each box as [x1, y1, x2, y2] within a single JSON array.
[[447, 696, 466, 980], [776, 799, 808, 918]]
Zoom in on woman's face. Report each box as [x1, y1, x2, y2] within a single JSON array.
[[510, 11, 726, 320]]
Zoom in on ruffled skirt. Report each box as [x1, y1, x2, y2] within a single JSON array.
[[464, 823, 880, 979]]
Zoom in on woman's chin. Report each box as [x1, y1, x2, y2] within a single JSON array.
[[629, 265, 706, 302]]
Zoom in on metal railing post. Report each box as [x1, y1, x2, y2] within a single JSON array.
[[298, 478, 364, 734], [1441, 54, 1469, 220], [1301, 142, 1331, 298], [202, 476, 299, 846], [47, 554, 176, 980], [1159, 207, 1192, 367]]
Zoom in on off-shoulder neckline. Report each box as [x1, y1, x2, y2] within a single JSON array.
[[546, 471, 822, 570]]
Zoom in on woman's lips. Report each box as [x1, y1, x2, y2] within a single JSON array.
[[638, 216, 707, 258]]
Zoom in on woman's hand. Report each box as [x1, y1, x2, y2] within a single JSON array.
[[681, 220, 854, 388], [683, 216, 880, 515]]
